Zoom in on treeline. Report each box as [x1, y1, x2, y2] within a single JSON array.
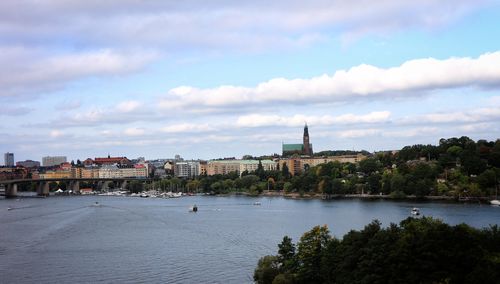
[[254, 217, 500, 284], [180, 136, 500, 198]]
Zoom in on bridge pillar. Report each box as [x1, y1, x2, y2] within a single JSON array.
[[101, 181, 111, 191], [37, 182, 49, 196], [5, 183, 17, 198], [121, 180, 128, 190], [70, 181, 80, 194]]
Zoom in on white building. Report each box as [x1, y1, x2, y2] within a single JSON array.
[[174, 161, 200, 178], [239, 160, 277, 175], [98, 164, 148, 178]]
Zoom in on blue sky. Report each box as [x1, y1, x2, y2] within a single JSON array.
[[1, 0, 500, 163]]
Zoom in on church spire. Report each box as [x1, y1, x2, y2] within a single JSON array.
[[303, 123, 311, 156]]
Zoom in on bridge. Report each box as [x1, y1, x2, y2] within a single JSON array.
[[0, 178, 151, 198]]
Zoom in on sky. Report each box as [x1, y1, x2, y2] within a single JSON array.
[[1, 0, 500, 163]]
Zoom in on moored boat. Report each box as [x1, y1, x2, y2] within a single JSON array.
[[411, 207, 420, 216]]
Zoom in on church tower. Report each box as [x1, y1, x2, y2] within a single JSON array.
[[303, 123, 311, 156]]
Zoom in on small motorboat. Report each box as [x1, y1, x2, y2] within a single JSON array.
[[253, 202, 261, 206], [189, 205, 198, 212], [411, 207, 420, 216], [490, 200, 500, 206]]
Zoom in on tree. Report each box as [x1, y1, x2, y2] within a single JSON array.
[[281, 163, 291, 180], [255, 160, 266, 180], [254, 255, 279, 284], [358, 158, 380, 175], [296, 225, 332, 283], [277, 236, 296, 272], [127, 180, 144, 193]]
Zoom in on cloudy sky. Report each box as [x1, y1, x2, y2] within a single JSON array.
[[2, 0, 500, 163]]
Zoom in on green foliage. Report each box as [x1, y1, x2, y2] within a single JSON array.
[[256, 218, 500, 284], [254, 255, 279, 284], [127, 180, 144, 193], [184, 137, 500, 198]]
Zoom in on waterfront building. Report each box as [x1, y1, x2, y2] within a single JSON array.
[[239, 160, 277, 174], [39, 169, 72, 179], [174, 161, 200, 178], [81, 167, 99, 178], [206, 160, 241, 176], [98, 164, 120, 178], [198, 161, 207, 176], [0, 167, 28, 180], [4, 152, 14, 167], [98, 164, 147, 178], [206, 159, 277, 176], [278, 154, 367, 176], [16, 159, 40, 168], [42, 156, 67, 167], [282, 124, 313, 157]]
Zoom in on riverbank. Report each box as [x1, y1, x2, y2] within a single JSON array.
[[257, 191, 491, 203]]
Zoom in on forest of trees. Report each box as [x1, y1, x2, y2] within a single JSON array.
[[254, 217, 500, 284], [151, 136, 500, 199]]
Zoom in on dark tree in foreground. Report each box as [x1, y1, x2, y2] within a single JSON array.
[[254, 217, 500, 284]]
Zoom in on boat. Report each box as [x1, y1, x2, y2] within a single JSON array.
[[253, 202, 261, 206], [490, 185, 499, 206], [411, 207, 420, 216], [189, 205, 198, 212]]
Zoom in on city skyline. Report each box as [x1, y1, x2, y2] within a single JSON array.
[[1, 1, 500, 162]]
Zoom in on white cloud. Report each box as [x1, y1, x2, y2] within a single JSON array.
[[124, 128, 145, 136], [160, 52, 500, 111], [337, 129, 381, 138], [0, 1, 487, 51], [0, 47, 156, 96], [50, 130, 64, 138], [401, 107, 500, 124], [161, 123, 216, 133], [236, 111, 390, 127], [116, 100, 142, 113]]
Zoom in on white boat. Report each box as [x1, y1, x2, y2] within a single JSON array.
[[490, 200, 500, 206], [411, 207, 420, 216]]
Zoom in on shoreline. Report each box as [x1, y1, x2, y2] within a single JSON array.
[[257, 191, 490, 203]]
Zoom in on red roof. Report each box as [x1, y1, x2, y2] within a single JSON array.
[[93, 157, 130, 165]]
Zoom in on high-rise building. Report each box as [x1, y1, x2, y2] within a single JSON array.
[[42, 156, 67, 167], [4, 152, 14, 167]]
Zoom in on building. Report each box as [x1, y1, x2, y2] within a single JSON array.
[[206, 160, 241, 176], [4, 152, 14, 167], [239, 160, 277, 174], [98, 164, 148, 179], [205, 159, 277, 176], [39, 169, 72, 179], [82, 167, 99, 178], [198, 161, 207, 176], [16, 160, 41, 168], [174, 161, 200, 178], [42, 156, 67, 167], [85, 155, 131, 166], [0, 167, 28, 180], [282, 124, 313, 157], [278, 154, 367, 176]]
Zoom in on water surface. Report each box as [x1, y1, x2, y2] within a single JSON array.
[[1, 196, 499, 283]]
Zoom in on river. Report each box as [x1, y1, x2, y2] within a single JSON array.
[[1, 195, 499, 283]]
